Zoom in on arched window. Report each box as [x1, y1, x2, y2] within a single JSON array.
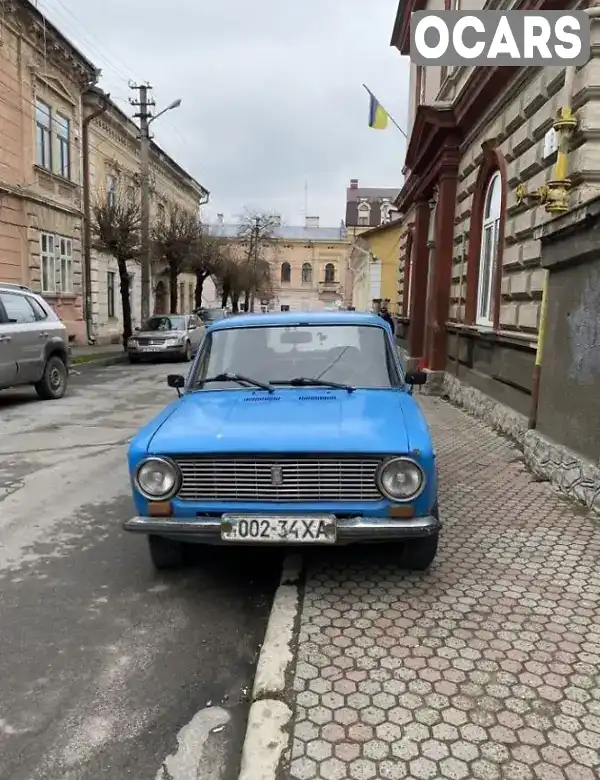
[[324, 263, 335, 283], [281, 262, 291, 283], [357, 202, 371, 227], [301, 262, 312, 284], [476, 172, 501, 327]]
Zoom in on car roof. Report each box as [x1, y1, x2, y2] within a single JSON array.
[[208, 310, 385, 331]]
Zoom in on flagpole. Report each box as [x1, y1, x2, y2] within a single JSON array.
[[363, 84, 408, 140]]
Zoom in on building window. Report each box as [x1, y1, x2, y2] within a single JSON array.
[[301, 263, 312, 284], [107, 175, 117, 207], [358, 203, 370, 227], [280, 304, 290, 312], [54, 113, 70, 179], [126, 186, 136, 205], [324, 263, 335, 284], [35, 99, 52, 170], [281, 262, 291, 283], [107, 271, 116, 318], [476, 172, 502, 327], [380, 203, 392, 225], [157, 202, 166, 222], [179, 282, 185, 312], [40, 232, 73, 294]]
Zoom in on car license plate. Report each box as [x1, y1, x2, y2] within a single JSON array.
[[221, 514, 337, 543], [143, 345, 163, 351]]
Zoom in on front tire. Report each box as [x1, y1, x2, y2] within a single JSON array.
[[34, 354, 67, 400], [148, 535, 185, 570], [398, 532, 439, 570], [182, 341, 192, 362]]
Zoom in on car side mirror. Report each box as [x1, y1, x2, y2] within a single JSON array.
[[405, 370, 427, 386], [167, 374, 185, 396]]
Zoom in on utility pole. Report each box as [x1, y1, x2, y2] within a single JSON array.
[[249, 216, 260, 312], [130, 83, 154, 323]]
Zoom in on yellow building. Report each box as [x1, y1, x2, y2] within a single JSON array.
[[349, 219, 404, 314]]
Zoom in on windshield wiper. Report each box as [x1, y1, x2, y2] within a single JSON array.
[[198, 373, 274, 392], [270, 377, 355, 393]]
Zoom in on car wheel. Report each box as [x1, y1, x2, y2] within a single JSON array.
[[398, 532, 439, 571], [183, 341, 192, 362], [148, 535, 186, 570], [34, 354, 68, 400]]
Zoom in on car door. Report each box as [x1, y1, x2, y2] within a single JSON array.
[[0, 291, 46, 383], [0, 297, 18, 387]]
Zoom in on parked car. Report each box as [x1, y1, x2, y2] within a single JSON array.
[[124, 311, 439, 571], [127, 314, 203, 363], [0, 282, 69, 400], [198, 307, 227, 325]]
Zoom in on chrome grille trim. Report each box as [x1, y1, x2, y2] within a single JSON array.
[[172, 456, 384, 501]]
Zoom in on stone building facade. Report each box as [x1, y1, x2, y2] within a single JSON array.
[[0, 0, 98, 341], [212, 216, 352, 311], [85, 92, 210, 344], [392, 0, 600, 509]]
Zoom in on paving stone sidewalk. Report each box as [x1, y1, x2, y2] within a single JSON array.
[[286, 396, 600, 780]]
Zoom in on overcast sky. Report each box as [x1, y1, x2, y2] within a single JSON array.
[[42, 0, 409, 227]]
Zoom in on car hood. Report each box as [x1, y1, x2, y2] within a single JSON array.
[[134, 329, 185, 339], [146, 389, 431, 455]]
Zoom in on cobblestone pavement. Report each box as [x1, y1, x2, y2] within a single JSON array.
[[286, 396, 600, 780]]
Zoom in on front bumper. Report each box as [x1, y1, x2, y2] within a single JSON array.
[[127, 344, 185, 357], [122, 514, 441, 545]]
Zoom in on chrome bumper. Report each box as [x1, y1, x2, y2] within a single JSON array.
[[123, 515, 440, 545]]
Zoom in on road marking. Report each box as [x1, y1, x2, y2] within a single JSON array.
[[155, 706, 231, 780]]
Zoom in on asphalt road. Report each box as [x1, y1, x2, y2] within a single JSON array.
[[0, 361, 280, 780]]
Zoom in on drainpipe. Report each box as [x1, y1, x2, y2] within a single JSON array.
[[82, 90, 110, 345], [527, 4, 600, 429]]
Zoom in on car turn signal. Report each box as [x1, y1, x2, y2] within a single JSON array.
[[148, 501, 173, 517]]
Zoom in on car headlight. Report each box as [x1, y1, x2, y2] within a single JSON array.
[[128, 338, 138, 346], [376, 457, 425, 501], [135, 457, 181, 499], [165, 336, 184, 346]]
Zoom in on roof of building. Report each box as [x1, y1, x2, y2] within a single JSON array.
[[209, 310, 385, 331], [209, 223, 348, 242], [356, 217, 404, 240], [346, 186, 400, 202]]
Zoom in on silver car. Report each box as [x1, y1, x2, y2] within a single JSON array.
[[127, 314, 203, 363], [0, 282, 70, 399]]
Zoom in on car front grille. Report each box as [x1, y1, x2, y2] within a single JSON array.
[[172, 455, 384, 502], [137, 338, 165, 346]]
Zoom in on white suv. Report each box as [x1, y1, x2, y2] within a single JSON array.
[[0, 283, 70, 400]]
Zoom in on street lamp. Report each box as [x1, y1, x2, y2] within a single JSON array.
[[139, 96, 182, 322]]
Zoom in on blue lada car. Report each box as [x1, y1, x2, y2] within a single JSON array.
[[125, 311, 440, 570]]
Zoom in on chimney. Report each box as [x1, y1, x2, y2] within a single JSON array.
[[305, 216, 319, 229], [349, 179, 359, 189], [217, 213, 224, 224]]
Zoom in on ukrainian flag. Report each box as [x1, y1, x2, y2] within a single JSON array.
[[368, 91, 389, 130]]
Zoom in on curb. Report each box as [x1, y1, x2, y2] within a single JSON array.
[[70, 354, 129, 369], [238, 553, 304, 780]]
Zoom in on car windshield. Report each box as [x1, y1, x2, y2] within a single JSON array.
[[143, 316, 186, 331], [201, 308, 226, 323], [191, 324, 399, 389]]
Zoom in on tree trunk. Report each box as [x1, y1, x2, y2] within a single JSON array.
[[244, 289, 250, 312], [221, 284, 230, 308], [169, 262, 178, 312], [231, 292, 240, 312], [118, 258, 132, 348], [195, 270, 207, 309]]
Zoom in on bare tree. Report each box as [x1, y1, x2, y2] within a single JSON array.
[[235, 209, 279, 310], [92, 186, 141, 347], [186, 227, 225, 310], [153, 205, 200, 312]]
